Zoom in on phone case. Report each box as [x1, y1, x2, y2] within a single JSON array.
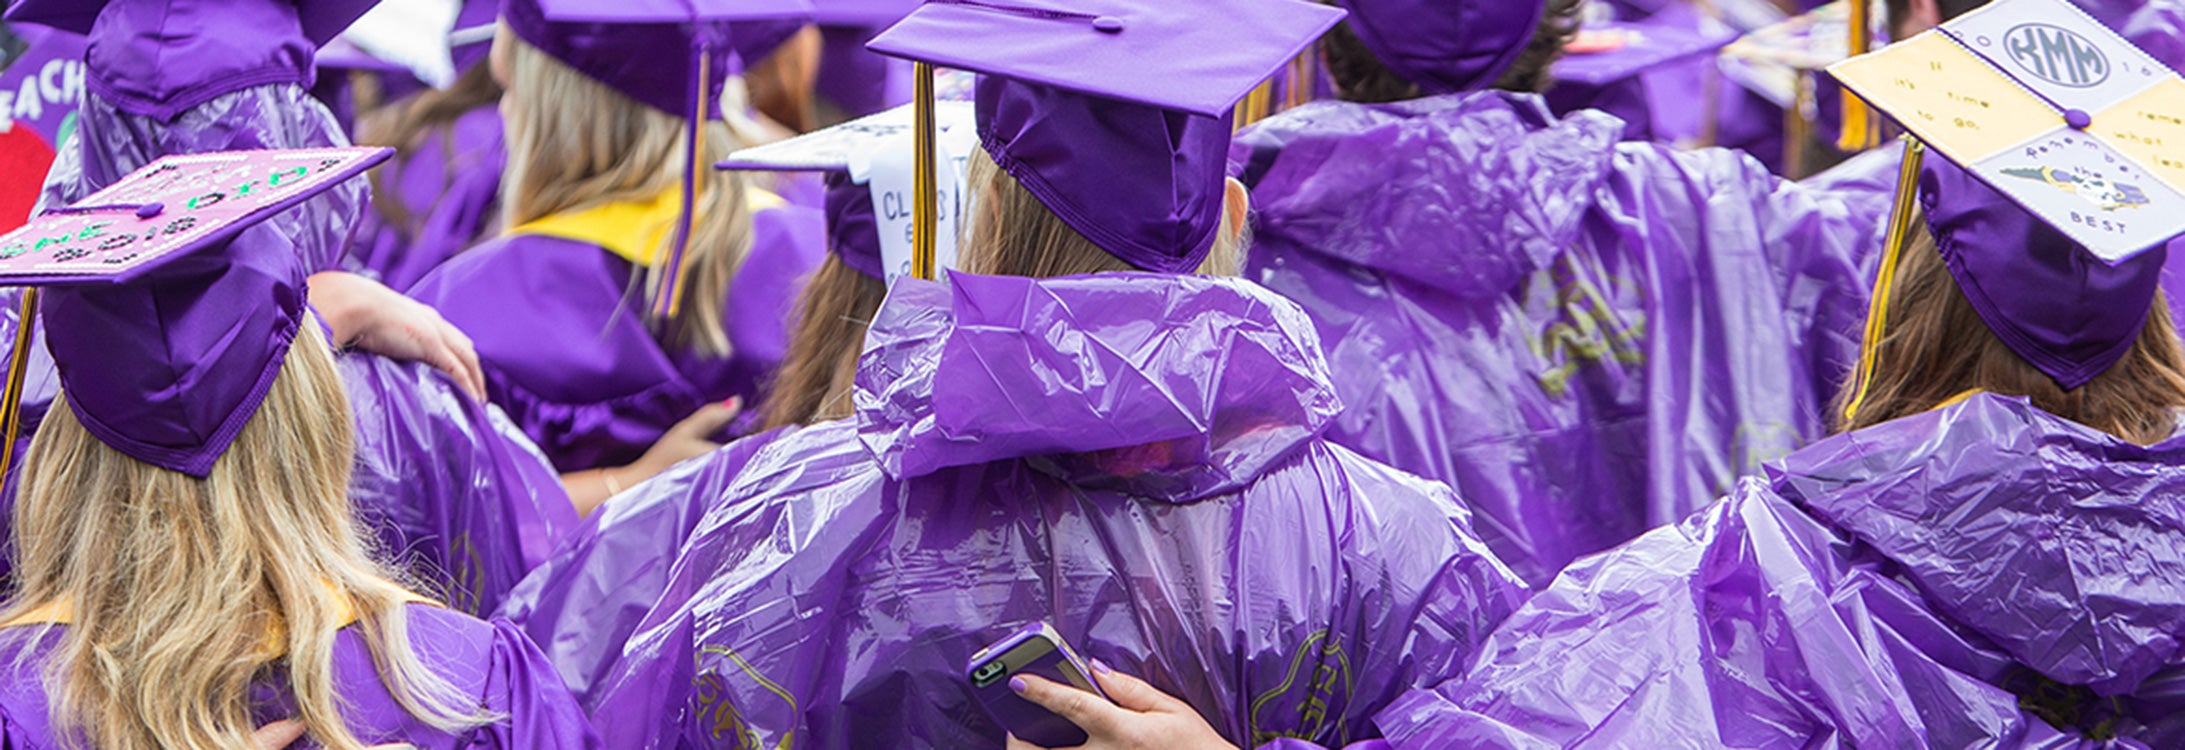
[[965, 621, 1109, 746]]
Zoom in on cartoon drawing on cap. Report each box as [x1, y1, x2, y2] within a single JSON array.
[[2002, 165, 2153, 211]]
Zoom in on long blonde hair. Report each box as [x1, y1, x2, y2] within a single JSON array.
[[1835, 218, 2185, 445], [1, 322, 491, 749], [500, 31, 753, 357]]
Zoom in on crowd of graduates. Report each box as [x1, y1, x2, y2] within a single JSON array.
[[0, 0, 2180, 747]]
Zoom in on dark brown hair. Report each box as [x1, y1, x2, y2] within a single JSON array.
[[1835, 221, 2185, 445], [743, 26, 823, 135], [1321, 0, 1581, 103], [355, 64, 506, 245], [761, 255, 888, 429]]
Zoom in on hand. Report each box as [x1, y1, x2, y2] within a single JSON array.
[[1004, 660, 1237, 750], [308, 271, 487, 400], [561, 397, 742, 516], [253, 719, 415, 750]]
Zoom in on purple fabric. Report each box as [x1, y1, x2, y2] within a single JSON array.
[[0, 603, 600, 747], [405, 203, 826, 472], [815, 24, 903, 118], [7, 0, 373, 121], [1374, 394, 2185, 746], [1921, 156, 2170, 390], [976, 77, 1232, 273], [500, 0, 809, 117], [584, 273, 1528, 747], [37, 85, 362, 273], [354, 104, 506, 290], [821, 170, 881, 280], [342, 354, 582, 617], [0, 24, 86, 151], [495, 425, 788, 703], [1231, 91, 1883, 585], [1332, 0, 1540, 96]]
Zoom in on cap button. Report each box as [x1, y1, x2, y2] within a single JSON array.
[[135, 202, 164, 219], [1092, 16, 1124, 33], [2065, 108, 2093, 130]]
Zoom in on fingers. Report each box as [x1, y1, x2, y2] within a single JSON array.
[[442, 323, 486, 399], [1011, 673, 1121, 738], [250, 719, 307, 750], [1003, 734, 1049, 750], [672, 398, 742, 439], [1085, 659, 1177, 713]]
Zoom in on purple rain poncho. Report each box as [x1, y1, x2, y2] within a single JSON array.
[[354, 103, 507, 291], [1367, 393, 2185, 747], [1230, 90, 1880, 585], [495, 424, 789, 703], [583, 272, 1528, 748], [405, 204, 827, 473], [0, 603, 599, 747]]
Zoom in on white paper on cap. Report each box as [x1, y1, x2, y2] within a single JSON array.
[[861, 118, 980, 286], [343, 0, 461, 89]]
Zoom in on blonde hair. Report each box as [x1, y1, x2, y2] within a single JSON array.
[[1, 322, 492, 750], [960, 147, 1244, 278], [500, 30, 753, 357], [1835, 217, 2185, 445]]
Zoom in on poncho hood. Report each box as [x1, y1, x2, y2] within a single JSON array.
[[855, 272, 1343, 501], [1229, 91, 1622, 297]]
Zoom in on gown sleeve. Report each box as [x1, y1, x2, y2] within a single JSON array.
[[472, 617, 604, 749]]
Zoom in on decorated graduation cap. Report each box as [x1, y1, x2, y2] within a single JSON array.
[[867, 0, 1345, 275], [4, 0, 379, 120], [1330, 0, 1541, 96], [501, 0, 814, 319], [0, 147, 389, 477], [1831, 0, 2185, 399], [720, 100, 978, 285]]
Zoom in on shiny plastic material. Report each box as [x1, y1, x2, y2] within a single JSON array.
[[1375, 394, 2185, 747], [1231, 91, 1883, 584], [36, 84, 364, 273], [585, 273, 1527, 748]]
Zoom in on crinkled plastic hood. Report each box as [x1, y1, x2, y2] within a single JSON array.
[[855, 272, 1343, 501], [1773, 394, 2185, 695], [1229, 91, 1623, 297]]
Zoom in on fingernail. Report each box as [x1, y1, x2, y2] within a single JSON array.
[[1091, 659, 1112, 675], [1008, 675, 1027, 693]]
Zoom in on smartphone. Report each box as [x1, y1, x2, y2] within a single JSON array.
[[965, 621, 1110, 746]]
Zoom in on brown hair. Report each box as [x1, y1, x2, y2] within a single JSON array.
[[356, 64, 507, 247], [1834, 220, 2185, 445], [2, 323, 490, 750], [1321, 0, 1581, 104], [742, 26, 823, 135], [762, 255, 888, 429]]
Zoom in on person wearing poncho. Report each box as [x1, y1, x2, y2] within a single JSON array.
[[1230, 0, 1887, 585], [0, 0, 578, 617], [578, 2, 1529, 747]]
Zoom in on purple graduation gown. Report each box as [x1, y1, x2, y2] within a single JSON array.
[[1369, 394, 2185, 747], [354, 103, 507, 291], [1231, 91, 1879, 585], [405, 204, 827, 472], [0, 603, 600, 748], [585, 272, 1529, 748]]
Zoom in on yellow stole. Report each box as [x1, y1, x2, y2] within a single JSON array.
[[507, 187, 789, 267]]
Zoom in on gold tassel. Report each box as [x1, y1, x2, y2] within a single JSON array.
[[1840, 137, 1927, 424], [0, 288, 40, 480], [912, 61, 938, 282], [1837, 0, 1881, 151]]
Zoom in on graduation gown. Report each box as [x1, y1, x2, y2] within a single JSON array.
[[354, 103, 507, 291], [406, 193, 826, 472], [584, 272, 1528, 749], [1231, 90, 1880, 585]]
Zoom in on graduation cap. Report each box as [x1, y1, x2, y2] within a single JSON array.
[[719, 100, 978, 285], [501, 0, 816, 319], [809, 0, 919, 28], [332, 0, 463, 89], [1831, 0, 2185, 396], [866, 0, 1345, 275], [1330, 0, 1541, 96], [0, 146, 389, 477], [4, 0, 380, 120]]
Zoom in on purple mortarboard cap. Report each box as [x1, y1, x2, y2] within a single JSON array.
[[0, 147, 389, 476], [867, 0, 1344, 273], [1552, 21, 1738, 87], [820, 171, 883, 279], [500, 0, 814, 117], [810, 0, 918, 27], [1333, 0, 1543, 95], [1921, 156, 2171, 389], [5, 0, 380, 120], [451, 0, 499, 69]]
